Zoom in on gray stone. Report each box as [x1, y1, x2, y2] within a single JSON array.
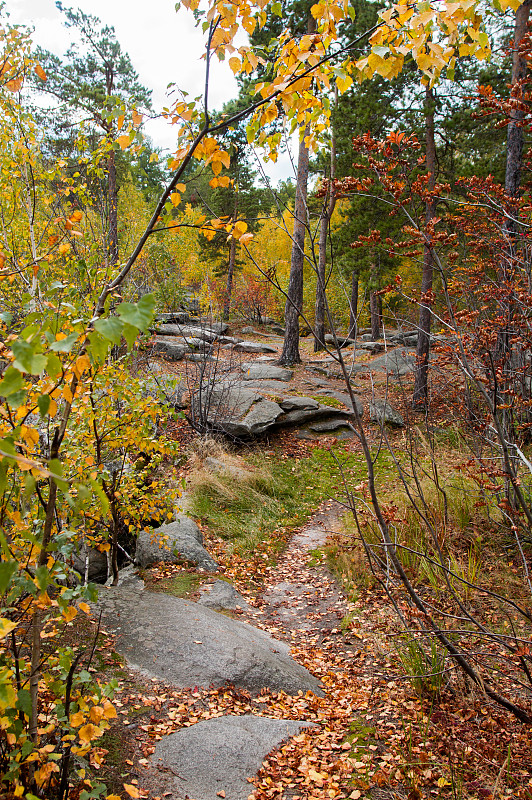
[[277, 403, 353, 427], [314, 390, 363, 417], [243, 379, 298, 393], [217, 335, 243, 345], [198, 579, 249, 611], [354, 340, 385, 353], [279, 396, 319, 412], [241, 364, 293, 382], [193, 384, 283, 437], [185, 353, 216, 363], [232, 341, 278, 354], [151, 338, 186, 361], [240, 326, 254, 334], [202, 321, 228, 335], [324, 334, 356, 348], [151, 715, 314, 800], [96, 590, 321, 694], [369, 349, 417, 376], [369, 399, 405, 427], [71, 544, 108, 583], [309, 417, 352, 432], [135, 513, 218, 572]]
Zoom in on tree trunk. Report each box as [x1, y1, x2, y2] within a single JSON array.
[[348, 270, 359, 339], [314, 86, 337, 352], [108, 145, 119, 268], [506, 0, 532, 203], [223, 236, 237, 322], [413, 87, 437, 408], [370, 290, 380, 340], [279, 129, 309, 365]]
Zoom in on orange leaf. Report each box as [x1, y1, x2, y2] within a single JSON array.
[[116, 135, 131, 150], [34, 64, 47, 81], [78, 723, 102, 744], [6, 76, 23, 92], [123, 785, 140, 798]]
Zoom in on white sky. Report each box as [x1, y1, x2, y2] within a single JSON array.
[[7, 0, 293, 183]]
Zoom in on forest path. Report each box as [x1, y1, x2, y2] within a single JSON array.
[[135, 499, 388, 800]]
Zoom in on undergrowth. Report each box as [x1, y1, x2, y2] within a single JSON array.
[[187, 443, 369, 555]]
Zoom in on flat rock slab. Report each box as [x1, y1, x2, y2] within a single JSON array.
[[96, 589, 321, 695], [368, 349, 417, 376], [241, 364, 293, 382], [232, 341, 278, 354], [151, 715, 314, 800]]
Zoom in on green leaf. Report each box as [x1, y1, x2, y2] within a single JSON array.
[[272, 2, 282, 15], [46, 353, 62, 379], [0, 367, 23, 398], [0, 561, 17, 594], [35, 565, 51, 592], [121, 322, 138, 350], [87, 331, 110, 364], [15, 688, 32, 718], [94, 316, 123, 344], [49, 332, 78, 353], [37, 394, 51, 417], [11, 339, 47, 375], [0, 312, 12, 326], [117, 293, 155, 332]]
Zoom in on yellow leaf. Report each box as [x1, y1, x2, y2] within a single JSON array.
[[228, 56, 241, 74], [70, 711, 85, 727], [103, 700, 117, 719], [0, 618, 17, 640], [239, 232, 254, 245], [117, 114, 125, 131], [170, 192, 181, 207], [63, 385, 73, 404], [149, 153, 158, 163], [78, 723, 102, 744], [233, 221, 248, 237], [62, 606, 77, 623], [116, 135, 131, 150], [34, 64, 47, 81], [437, 777, 451, 788], [132, 110, 143, 127], [58, 243, 70, 255], [175, 183, 186, 192], [74, 355, 91, 378], [123, 785, 140, 798], [89, 705, 104, 724], [209, 178, 219, 188], [78, 602, 91, 614], [106, 796, 122, 800]]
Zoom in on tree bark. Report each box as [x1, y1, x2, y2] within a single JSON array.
[[279, 128, 310, 365], [108, 145, 119, 268], [223, 236, 237, 322], [413, 86, 437, 408], [506, 0, 532, 203], [314, 87, 337, 352], [348, 270, 359, 338], [370, 289, 381, 340]]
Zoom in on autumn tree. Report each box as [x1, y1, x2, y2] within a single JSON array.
[[34, 4, 151, 269]]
